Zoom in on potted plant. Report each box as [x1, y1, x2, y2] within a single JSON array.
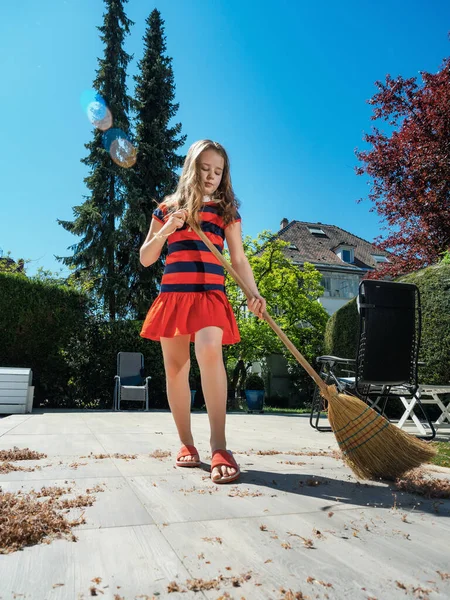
[[245, 373, 265, 413]]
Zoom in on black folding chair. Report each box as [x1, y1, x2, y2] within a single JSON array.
[[310, 280, 436, 440]]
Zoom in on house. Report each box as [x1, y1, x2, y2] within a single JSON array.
[[277, 218, 390, 315], [261, 218, 391, 406]]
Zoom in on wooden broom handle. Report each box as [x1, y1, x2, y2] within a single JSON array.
[[189, 221, 328, 394]]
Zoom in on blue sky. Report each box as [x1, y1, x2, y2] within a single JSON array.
[[1, 0, 449, 276]]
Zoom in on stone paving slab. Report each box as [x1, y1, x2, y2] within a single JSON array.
[[0, 410, 449, 600]]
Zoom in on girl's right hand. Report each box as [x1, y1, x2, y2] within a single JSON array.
[[161, 209, 188, 236]]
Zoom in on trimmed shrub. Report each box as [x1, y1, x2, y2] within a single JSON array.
[[399, 264, 450, 384], [245, 373, 265, 390], [323, 264, 450, 384], [0, 273, 87, 403], [324, 297, 359, 359], [0, 273, 169, 408], [62, 319, 167, 409]]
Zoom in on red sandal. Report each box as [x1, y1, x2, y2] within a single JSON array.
[[211, 449, 241, 484], [176, 444, 201, 468]]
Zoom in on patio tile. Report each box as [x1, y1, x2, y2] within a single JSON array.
[[0, 525, 196, 600], [0, 410, 449, 600], [0, 454, 123, 481], [159, 510, 450, 599], [0, 475, 154, 529], [0, 434, 107, 456]]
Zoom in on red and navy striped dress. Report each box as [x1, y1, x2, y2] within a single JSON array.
[[140, 199, 241, 345]]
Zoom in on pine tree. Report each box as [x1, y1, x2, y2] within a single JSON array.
[[58, 0, 133, 319], [120, 9, 186, 319]]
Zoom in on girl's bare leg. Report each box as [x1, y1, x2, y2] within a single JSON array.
[[195, 326, 236, 481], [160, 334, 196, 463]]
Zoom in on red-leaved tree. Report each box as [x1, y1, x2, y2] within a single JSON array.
[[355, 53, 450, 278]]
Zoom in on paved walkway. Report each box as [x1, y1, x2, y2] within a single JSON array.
[[0, 410, 449, 600]]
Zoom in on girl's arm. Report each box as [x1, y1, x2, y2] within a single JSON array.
[[140, 209, 187, 267], [225, 221, 266, 318], [139, 219, 166, 267]]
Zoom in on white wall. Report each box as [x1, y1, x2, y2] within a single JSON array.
[[319, 296, 353, 315]]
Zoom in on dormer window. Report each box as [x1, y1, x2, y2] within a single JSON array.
[[288, 243, 298, 250], [333, 244, 355, 263], [372, 254, 389, 263]]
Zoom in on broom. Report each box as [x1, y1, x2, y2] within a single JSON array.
[[190, 221, 436, 481]]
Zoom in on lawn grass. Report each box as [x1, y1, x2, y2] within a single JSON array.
[[263, 406, 311, 415], [431, 441, 450, 468]]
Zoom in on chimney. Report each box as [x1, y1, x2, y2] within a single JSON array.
[[280, 218, 289, 230]]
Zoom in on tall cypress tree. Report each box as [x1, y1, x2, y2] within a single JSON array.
[[58, 0, 133, 320], [119, 9, 186, 319]]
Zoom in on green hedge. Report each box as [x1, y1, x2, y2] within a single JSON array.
[[0, 273, 87, 402], [324, 297, 359, 359], [0, 273, 170, 408], [400, 264, 450, 384], [61, 319, 168, 409], [323, 264, 450, 384]]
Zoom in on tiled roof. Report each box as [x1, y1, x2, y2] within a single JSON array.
[[277, 221, 390, 271]]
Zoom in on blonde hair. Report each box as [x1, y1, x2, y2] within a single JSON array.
[[161, 139, 240, 226]]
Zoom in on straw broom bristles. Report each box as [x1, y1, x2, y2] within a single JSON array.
[[190, 222, 437, 481], [323, 385, 436, 480]]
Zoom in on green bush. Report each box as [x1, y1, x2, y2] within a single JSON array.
[[324, 297, 359, 359], [245, 373, 265, 390], [323, 264, 450, 384], [0, 273, 176, 408], [0, 273, 87, 403], [62, 319, 167, 409], [399, 264, 450, 384]]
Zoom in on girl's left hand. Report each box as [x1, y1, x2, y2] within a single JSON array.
[[247, 293, 266, 319]]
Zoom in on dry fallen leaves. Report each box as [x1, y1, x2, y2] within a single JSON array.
[[279, 588, 310, 599], [0, 447, 48, 474], [0, 462, 38, 474], [228, 487, 263, 498], [0, 486, 94, 554], [437, 571, 450, 580], [167, 581, 181, 593], [87, 452, 138, 460], [395, 469, 450, 499], [202, 536, 223, 545], [306, 577, 333, 588], [167, 572, 252, 593], [0, 447, 47, 461], [148, 450, 171, 460], [0, 448, 105, 554]]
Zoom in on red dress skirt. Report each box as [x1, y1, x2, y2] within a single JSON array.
[[140, 200, 241, 345], [140, 290, 240, 344]]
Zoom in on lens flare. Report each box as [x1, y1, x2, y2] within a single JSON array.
[[88, 101, 112, 131], [81, 90, 137, 168], [103, 128, 137, 168], [80, 89, 113, 130]]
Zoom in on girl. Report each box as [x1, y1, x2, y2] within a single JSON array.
[[139, 139, 266, 484]]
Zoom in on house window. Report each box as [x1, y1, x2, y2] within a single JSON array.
[[321, 275, 359, 299], [308, 227, 328, 238], [372, 254, 389, 263], [288, 243, 298, 250], [341, 249, 353, 263]]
